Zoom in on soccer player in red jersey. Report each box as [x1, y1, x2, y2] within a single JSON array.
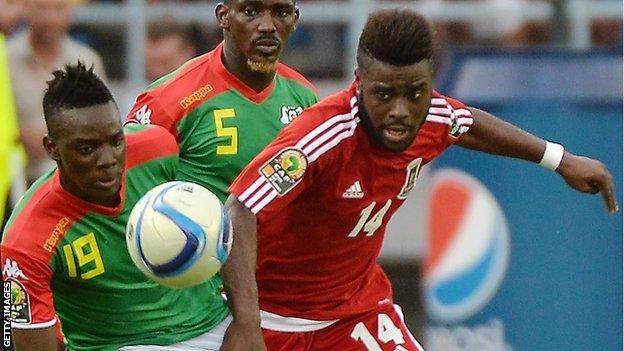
[[227, 9, 618, 351]]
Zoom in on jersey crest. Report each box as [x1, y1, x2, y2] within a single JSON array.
[[397, 158, 422, 200], [279, 105, 304, 124]]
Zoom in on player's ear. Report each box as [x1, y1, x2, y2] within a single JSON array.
[[43, 135, 60, 162], [293, 7, 300, 29], [215, 3, 230, 30]]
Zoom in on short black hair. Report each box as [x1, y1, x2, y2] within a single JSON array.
[[357, 9, 433, 69], [43, 62, 113, 136]]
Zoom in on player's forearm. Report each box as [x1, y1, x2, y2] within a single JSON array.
[[13, 327, 59, 351], [222, 195, 261, 325], [457, 107, 546, 163]]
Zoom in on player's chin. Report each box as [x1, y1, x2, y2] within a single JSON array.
[[92, 180, 121, 198], [247, 57, 279, 73]]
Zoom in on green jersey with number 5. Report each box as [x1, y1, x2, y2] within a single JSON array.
[[127, 42, 319, 203]]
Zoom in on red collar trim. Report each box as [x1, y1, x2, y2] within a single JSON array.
[[52, 170, 127, 217], [212, 42, 276, 104]]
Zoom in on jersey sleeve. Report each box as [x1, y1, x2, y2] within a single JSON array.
[[229, 108, 351, 222], [125, 91, 180, 140], [1, 244, 56, 329], [428, 90, 473, 148]]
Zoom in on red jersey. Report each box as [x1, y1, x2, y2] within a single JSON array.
[[229, 83, 473, 320]]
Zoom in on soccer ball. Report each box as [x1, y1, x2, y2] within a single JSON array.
[[125, 181, 232, 288]]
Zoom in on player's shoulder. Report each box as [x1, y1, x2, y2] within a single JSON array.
[[276, 63, 318, 93], [124, 124, 179, 168], [410, 90, 473, 157], [129, 51, 223, 121], [431, 90, 470, 111], [2, 173, 70, 251]]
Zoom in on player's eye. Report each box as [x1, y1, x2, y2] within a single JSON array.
[[375, 90, 391, 101], [412, 90, 423, 100], [111, 138, 124, 148], [243, 7, 257, 16], [79, 145, 94, 155], [275, 8, 293, 17]]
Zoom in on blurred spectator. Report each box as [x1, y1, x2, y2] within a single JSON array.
[[0, 0, 27, 231], [6, 0, 107, 185], [424, 0, 553, 47], [0, 0, 24, 35], [146, 16, 198, 82]]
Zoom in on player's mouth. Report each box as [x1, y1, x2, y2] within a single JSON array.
[[382, 125, 412, 143], [253, 38, 280, 56], [95, 175, 120, 189]]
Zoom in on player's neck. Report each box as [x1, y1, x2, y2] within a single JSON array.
[[221, 45, 276, 92]]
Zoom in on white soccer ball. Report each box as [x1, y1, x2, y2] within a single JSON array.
[[125, 181, 232, 288]]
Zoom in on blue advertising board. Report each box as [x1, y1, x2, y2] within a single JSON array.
[[424, 51, 622, 351]]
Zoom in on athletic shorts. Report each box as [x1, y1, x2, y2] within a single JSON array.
[[118, 314, 232, 351], [263, 304, 424, 351]]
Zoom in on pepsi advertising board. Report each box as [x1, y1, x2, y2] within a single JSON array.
[[423, 102, 622, 351]]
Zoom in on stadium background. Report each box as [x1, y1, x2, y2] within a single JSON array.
[[4, 0, 623, 350]]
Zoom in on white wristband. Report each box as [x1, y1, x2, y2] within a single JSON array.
[[539, 141, 565, 171]]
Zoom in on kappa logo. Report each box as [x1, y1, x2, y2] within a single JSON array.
[[343, 180, 364, 199], [3, 259, 28, 280], [134, 105, 152, 125], [180, 84, 213, 109], [279, 105, 304, 124], [44, 217, 69, 252]]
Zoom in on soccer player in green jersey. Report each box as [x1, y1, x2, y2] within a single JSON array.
[[0, 63, 230, 350], [127, 0, 318, 349]]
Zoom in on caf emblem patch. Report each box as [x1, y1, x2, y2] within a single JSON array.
[[9, 278, 31, 324], [260, 148, 308, 196]]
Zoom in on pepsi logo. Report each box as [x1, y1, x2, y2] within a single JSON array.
[[424, 169, 510, 323]]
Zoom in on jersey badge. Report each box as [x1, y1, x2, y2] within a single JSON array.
[[397, 158, 422, 200], [449, 117, 462, 137], [2, 259, 28, 280], [8, 278, 32, 324], [279, 105, 304, 124], [342, 180, 364, 199], [134, 104, 152, 125], [260, 148, 308, 196]]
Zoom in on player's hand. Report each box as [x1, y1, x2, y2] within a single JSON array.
[[556, 151, 618, 214], [219, 319, 266, 351]]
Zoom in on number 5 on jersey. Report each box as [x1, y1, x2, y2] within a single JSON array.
[[214, 108, 238, 155]]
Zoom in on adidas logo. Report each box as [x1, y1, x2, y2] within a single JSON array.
[[342, 180, 364, 199]]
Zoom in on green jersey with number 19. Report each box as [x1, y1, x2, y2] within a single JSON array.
[[0, 125, 228, 351], [126, 42, 319, 202]]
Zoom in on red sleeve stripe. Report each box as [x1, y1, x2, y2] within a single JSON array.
[[431, 97, 449, 106], [239, 97, 359, 214], [238, 177, 268, 203], [250, 187, 278, 214], [425, 96, 473, 133]]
